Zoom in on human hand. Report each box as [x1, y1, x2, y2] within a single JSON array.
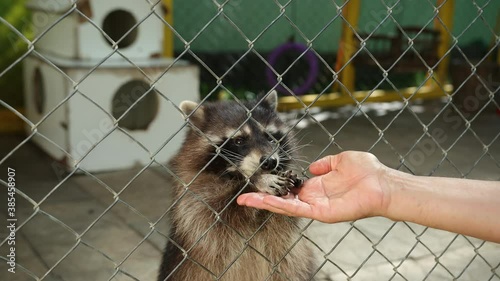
[[237, 151, 391, 223]]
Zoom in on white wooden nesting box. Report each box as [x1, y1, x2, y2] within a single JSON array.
[[23, 55, 199, 172], [26, 0, 165, 60]]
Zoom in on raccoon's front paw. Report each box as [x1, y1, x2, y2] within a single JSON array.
[[276, 170, 305, 189], [256, 170, 305, 196], [256, 174, 293, 196]]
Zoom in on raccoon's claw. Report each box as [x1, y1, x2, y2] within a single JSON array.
[[273, 185, 290, 197], [258, 171, 306, 196], [274, 170, 305, 196], [278, 170, 304, 188], [267, 173, 294, 196], [292, 176, 305, 189]]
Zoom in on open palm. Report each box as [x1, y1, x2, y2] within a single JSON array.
[[237, 151, 389, 223]]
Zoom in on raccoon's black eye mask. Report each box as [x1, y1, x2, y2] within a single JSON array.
[[232, 136, 246, 146], [265, 132, 284, 144]]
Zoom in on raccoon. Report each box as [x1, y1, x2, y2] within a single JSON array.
[[158, 91, 314, 281]]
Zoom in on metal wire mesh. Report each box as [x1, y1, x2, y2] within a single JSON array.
[[0, 0, 499, 280]]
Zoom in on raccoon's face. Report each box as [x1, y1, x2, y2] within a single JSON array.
[[179, 91, 296, 185]]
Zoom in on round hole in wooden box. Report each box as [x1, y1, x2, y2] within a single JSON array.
[[112, 80, 159, 131], [102, 9, 138, 49]]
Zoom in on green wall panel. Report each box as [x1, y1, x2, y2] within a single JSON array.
[[173, 0, 499, 54]]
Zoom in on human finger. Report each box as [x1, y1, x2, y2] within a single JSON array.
[[309, 154, 340, 175], [236, 193, 296, 216], [237, 193, 314, 218]]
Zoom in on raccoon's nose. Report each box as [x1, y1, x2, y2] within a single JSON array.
[[260, 156, 278, 171]]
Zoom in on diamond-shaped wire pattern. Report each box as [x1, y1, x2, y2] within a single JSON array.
[[0, 0, 499, 280]]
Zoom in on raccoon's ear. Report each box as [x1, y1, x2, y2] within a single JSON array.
[[179, 101, 204, 122], [263, 90, 278, 111]]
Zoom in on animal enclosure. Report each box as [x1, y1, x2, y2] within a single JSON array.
[[0, 0, 499, 280]]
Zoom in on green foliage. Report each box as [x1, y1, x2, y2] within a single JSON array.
[[199, 83, 258, 101], [0, 0, 31, 108]]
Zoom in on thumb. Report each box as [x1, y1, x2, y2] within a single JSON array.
[[309, 154, 340, 175]]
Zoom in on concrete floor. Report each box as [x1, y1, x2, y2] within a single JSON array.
[[1, 100, 499, 281]]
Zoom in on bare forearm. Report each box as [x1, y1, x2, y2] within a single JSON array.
[[383, 169, 500, 243]]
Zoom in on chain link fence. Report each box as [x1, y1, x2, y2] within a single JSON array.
[[1, 0, 499, 280]]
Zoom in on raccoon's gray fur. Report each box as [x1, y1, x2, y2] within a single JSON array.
[[158, 91, 314, 281]]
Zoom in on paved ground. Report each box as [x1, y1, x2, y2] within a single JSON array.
[[1, 100, 499, 281]]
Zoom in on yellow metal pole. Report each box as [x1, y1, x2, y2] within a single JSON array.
[[162, 0, 174, 58], [278, 84, 452, 111], [340, 0, 361, 95], [435, 0, 455, 87]]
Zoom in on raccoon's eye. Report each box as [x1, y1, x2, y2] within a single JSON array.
[[233, 137, 245, 146]]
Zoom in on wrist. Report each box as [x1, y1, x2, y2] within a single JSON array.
[[376, 166, 411, 219]]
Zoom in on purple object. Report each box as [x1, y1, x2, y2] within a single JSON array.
[[266, 42, 319, 95]]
